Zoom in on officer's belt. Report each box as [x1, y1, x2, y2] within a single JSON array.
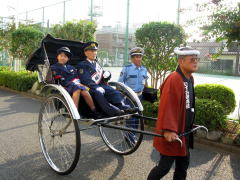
[[135, 91, 142, 96]]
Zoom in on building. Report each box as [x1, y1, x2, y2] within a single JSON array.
[[96, 26, 136, 66], [189, 42, 239, 75]]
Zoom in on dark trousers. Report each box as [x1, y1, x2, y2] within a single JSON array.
[[89, 84, 129, 116], [147, 153, 190, 180], [89, 89, 120, 116]]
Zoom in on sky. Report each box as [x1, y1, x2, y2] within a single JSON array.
[[0, 0, 239, 41]]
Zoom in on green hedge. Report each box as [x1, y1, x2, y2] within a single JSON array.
[[142, 100, 159, 126], [0, 70, 38, 91], [0, 66, 11, 72], [195, 98, 227, 131], [195, 84, 235, 115], [142, 100, 159, 118]]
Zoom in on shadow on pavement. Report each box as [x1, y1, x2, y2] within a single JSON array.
[[148, 144, 240, 180], [230, 155, 240, 180], [0, 93, 41, 118], [0, 139, 125, 180]]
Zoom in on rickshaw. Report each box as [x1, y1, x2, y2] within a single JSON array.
[[26, 34, 208, 175]]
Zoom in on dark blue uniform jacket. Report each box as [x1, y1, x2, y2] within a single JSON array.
[[51, 63, 86, 95]]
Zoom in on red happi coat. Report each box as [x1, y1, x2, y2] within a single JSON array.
[[153, 71, 194, 156]]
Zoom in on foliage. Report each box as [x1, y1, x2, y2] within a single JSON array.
[[10, 27, 44, 62], [199, 1, 240, 75], [142, 100, 159, 126], [142, 100, 159, 118], [0, 66, 11, 71], [195, 98, 227, 131], [234, 134, 240, 145], [97, 49, 109, 66], [0, 19, 16, 52], [201, 2, 240, 43], [0, 70, 38, 91], [51, 20, 96, 42], [135, 22, 186, 88], [195, 84, 236, 115], [0, 19, 16, 67]]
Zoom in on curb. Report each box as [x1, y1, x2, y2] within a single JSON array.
[[1, 86, 240, 155], [194, 137, 240, 156], [0, 86, 45, 101]]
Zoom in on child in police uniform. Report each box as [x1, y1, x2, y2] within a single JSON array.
[[51, 47, 101, 118]]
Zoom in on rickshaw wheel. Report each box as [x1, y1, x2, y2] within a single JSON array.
[[38, 94, 80, 175], [99, 95, 144, 155]]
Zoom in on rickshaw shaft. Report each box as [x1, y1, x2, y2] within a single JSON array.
[[100, 124, 207, 138]]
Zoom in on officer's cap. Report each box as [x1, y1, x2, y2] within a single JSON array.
[[174, 47, 200, 56], [129, 47, 144, 57], [57, 47, 72, 58], [84, 42, 98, 51]]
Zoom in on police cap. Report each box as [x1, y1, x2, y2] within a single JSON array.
[[57, 47, 72, 58], [129, 47, 144, 57], [84, 42, 98, 51]]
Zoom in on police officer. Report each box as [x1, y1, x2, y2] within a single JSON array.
[[76, 42, 138, 117], [118, 47, 148, 100], [118, 47, 148, 145]]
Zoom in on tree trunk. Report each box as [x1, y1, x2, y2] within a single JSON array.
[[235, 41, 240, 76]]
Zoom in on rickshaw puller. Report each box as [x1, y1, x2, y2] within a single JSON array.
[[148, 47, 200, 180]]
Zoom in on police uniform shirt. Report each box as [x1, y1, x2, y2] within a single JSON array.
[[118, 63, 148, 93]]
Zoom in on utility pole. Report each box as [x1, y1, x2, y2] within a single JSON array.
[[42, 7, 45, 27], [90, 0, 93, 22], [124, 0, 130, 65], [63, 1, 66, 24], [177, 0, 180, 25]]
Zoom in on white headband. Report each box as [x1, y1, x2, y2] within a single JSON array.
[[131, 52, 143, 56], [174, 47, 200, 56]]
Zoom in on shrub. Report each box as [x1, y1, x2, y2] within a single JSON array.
[[195, 84, 235, 115], [195, 98, 227, 131], [0, 66, 11, 71], [0, 70, 37, 91], [142, 100, 159, 126]]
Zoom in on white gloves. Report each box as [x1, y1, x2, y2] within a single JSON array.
[[103, 71, 111, 82], [96, 87, 105, 94]]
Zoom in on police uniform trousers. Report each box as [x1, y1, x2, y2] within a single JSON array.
[[89, 84, 129, 116], [124, 93, 143, 141]]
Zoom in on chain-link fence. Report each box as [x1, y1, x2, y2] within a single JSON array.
[[189, 42, 240, 120]]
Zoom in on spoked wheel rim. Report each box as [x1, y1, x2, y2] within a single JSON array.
[[99, 96, 144, 155], [38, 94, 80, 175]]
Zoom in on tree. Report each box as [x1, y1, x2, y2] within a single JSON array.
[[135, 22, 186, 88], [51, 20, 97, 42], [201, 2, 240, 75], [0, 19, 16, 68], [97, 49, 109, 66], [10, 27, 44, 62]]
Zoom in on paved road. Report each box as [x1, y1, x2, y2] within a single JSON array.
[[0, 89, 240, 180]]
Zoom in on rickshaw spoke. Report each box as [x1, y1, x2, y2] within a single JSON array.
[[39, 94, 80, 175]]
